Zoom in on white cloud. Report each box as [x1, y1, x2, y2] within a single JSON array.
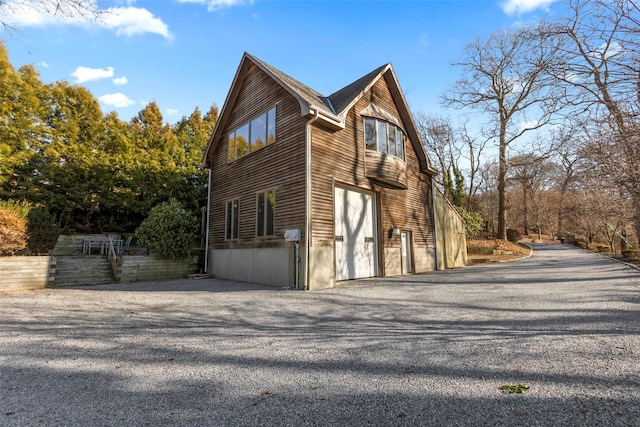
[[520, 119, 540, 130], [0, 1, 172, 39], [112, 77, 128, 85], [166, 108, 179, 116], [99, 93, 136, 108], [0, 0, 97, 26], [500, 0, 558, 16], [71, 66, 114, 83], [102, 7, 173, 39], [39, 61, 49, 68], [595, 41, 623, 60], [176, 0, 251, 12]]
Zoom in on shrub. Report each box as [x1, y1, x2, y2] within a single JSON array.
[[0, 200, 30, 219], [455, 206, 484, 238], [135, 199, 197, 259], [596, 244, 610, 253], [506, 228, 521, 243], [0, 206, 28, 255], [621, 249, 639, 259], [27, 208, 60, 255], [575, 239, 588, 248]]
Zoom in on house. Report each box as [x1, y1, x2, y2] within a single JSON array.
[[202, 53, 466, 290]]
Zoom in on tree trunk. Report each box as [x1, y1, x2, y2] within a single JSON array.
[[497, 140, 508, 240], [523, 183, 529, 235], [633, 194, 640, 248]]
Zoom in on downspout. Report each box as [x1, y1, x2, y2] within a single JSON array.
[[304, 109, 320, 289], [204, 168, 212, 273], [431, 180, 440, 270]]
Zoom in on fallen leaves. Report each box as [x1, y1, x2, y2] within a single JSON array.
[[498, 383, 531, 394]]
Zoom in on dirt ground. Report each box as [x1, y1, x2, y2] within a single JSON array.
[[466, 238, 532, 263]]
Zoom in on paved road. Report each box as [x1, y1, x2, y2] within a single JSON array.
[[1, 243, 639, 426]]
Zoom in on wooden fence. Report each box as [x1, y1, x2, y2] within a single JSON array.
[[0, 256, 55, 291]]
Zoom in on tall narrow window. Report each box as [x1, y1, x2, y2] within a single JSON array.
[[267, 108, 276, 145], [225, 199, 239, 240], [377, 121, 387, 154], [227, 133, 235, 162], [250, 113, 267, 152], [235, 123, 249, 158], [257, 190, 275, 237], [364, 117, 376, 150], [388, 126, 397, 157], [396, 128, 404, 160]]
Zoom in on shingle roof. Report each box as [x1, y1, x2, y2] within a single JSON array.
[[328, 64, 389, 115], [247, 53, 336, 115], [247, 53, 390, 119]]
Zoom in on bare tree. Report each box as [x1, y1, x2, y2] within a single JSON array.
[[457, 120, 488, 211], [548, 0, 640, 244], [476, 161, 500, 234], [443, 24, 564, 240], [508, 154, 560, 239], [0, 0, 100, 31], [415, 114, 457, 195]]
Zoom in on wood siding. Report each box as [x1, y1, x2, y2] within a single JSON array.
[[310, 77, 435, 273], [208, 64, 308, 250], [364, 150, 408, 189]]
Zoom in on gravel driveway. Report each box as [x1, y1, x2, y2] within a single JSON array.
[[1, 243, 639, 426]]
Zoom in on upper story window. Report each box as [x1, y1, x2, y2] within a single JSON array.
[[364, 117, 404, 161], [228, 107, 276, 162]]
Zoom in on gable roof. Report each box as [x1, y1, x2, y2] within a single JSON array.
[[328, 64, 389, 115], [203, 53, 436, 175]]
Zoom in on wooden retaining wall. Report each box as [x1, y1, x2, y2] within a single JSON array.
[[120, 254, 199, 283], [0, 256, 55, 291], [434, 190, 468, 269]]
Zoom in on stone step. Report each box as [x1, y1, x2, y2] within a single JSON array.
[[53, 256, 115, 286]]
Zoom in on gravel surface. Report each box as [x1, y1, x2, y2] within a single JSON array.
[[1, 243, 639, 426]]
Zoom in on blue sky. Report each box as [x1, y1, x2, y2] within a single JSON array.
[[1, 0, 563, 123]]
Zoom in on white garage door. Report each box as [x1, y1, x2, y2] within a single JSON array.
[[334, 186, 377, 281]]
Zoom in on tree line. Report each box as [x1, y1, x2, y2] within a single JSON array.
[[2, 0, 638, 252], [422, 0, 639, 250], [0, 41, 218, 234]]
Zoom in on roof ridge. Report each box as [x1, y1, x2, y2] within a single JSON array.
[[246, 53, 334, 113], [328, 64, 390, 115], [246, 53, 389, 119]]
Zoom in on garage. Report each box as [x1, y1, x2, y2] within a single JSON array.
[[334, 186, 378, 281]]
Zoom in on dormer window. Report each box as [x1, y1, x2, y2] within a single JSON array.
[[364, 117, 404, 161]]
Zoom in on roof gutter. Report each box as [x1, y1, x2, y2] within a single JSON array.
[[307, 105, 345, 130], [303, 108, 320, 290]]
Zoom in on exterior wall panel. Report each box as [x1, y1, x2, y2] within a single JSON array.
[[309, 78, 436, 286], [208, 65, 308, 286]]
